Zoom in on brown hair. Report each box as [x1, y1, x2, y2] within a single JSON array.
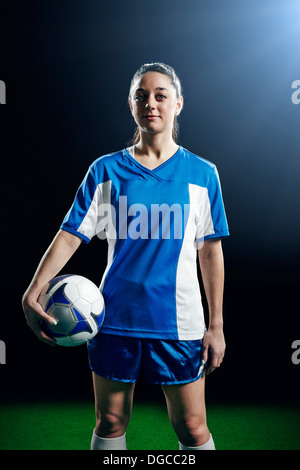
[[128, 62, 183, 145]]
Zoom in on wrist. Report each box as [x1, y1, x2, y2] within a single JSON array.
[[208, 320, 223, 331], [22, 280, 45, 304]]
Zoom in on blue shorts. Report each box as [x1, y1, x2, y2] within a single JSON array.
[[87, 333, 206, 385]]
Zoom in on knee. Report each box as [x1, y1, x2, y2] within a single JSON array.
[[173, 416, 210, 447], [95, 410, 129, 438]]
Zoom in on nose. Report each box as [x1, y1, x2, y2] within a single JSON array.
[[145, 96, 155, 109]]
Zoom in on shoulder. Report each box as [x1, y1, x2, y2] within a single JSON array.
[[181, 146, 215, 170], [180, 147, 216, 186], [88, 149, 125, 181], [90, 149, 124, 171]]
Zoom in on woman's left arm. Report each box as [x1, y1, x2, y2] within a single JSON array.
[[198, 239, 226, 375]]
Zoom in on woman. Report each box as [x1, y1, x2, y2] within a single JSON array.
[[22, 62, 229, 451]]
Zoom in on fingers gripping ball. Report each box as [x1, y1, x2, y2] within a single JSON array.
[[38, 275, 105, 347]]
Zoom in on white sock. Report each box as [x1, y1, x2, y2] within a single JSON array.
[[179, 434, 215, 450], [90, 430, 127, 450]]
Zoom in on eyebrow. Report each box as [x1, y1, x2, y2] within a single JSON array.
[[135, 87, 169, 93]]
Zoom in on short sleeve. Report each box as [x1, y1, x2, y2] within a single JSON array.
[[196, 166, 229, 242], [60, 166, 100, 243]]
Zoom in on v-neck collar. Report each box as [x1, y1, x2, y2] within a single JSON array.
[[123, 146, 182, 175]]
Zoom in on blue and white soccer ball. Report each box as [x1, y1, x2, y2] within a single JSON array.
[[38, 274, 105, 347]]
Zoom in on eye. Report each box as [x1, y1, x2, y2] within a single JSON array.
[[157, 94, 167, 100], [135, 94, 145, 101]]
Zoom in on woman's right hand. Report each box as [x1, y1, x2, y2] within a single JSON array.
[[22, 290, 57, 346], [21, 230, 82, 346]]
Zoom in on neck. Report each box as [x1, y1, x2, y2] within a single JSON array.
[[135, 132, 178, 159]]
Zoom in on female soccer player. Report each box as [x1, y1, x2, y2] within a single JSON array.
[[22, 62, 229, 451]]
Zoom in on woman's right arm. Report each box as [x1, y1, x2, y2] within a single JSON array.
[[22, 229, 82, 345]]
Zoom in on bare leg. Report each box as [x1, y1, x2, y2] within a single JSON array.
[[92, 372, 135, 438], [162, 376, 211, 447]]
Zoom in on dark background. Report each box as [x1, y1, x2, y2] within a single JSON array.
[[0, 0, 299, 406]]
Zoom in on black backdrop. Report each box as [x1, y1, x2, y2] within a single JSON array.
[[1, 0, 299, 405]]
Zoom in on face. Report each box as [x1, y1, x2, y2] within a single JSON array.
[[129, 71, 183, 139]]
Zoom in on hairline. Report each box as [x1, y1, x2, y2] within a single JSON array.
[[129, 71, 180, 100]]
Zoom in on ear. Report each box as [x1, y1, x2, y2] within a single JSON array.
[[175, 96, 184, 116], [128, 98, 134, 114]]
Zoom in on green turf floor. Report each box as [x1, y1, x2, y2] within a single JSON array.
[[0, 400, 299, 450]]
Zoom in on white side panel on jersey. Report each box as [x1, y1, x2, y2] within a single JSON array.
[[175, 183, 212, 340], [98, 181, 117, 292], [77, 180, 114, 240], [76, 179, 116, 293], [195, 184, 215, 242], [99, 236, 116, 292]]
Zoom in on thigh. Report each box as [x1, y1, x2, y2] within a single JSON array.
[[92, 373, 135, 418], [142, 339, 205, 385], [92, 372, 135, 437], [88, 333, 142, 382], [162, 376, 207, 425]]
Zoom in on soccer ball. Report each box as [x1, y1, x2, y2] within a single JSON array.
[[38, 274, 105, 347]]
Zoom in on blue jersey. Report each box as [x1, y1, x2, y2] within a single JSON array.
[[61, 146, 229, 340]]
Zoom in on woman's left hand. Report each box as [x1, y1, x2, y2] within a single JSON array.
[[202, 326, 226, 375]]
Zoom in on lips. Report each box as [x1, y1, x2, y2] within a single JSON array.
[[143, 115, 160, 120]]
